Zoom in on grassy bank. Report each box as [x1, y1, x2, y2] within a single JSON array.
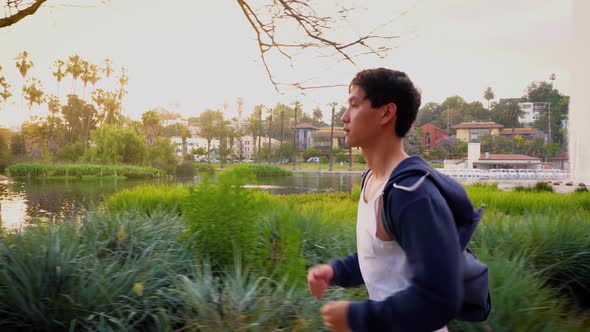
[[1, 173, 589, 330], [7, 163, 163, 179]]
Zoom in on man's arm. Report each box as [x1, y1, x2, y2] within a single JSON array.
[[347, 192, 463, 332], [329, 253, 365, 288]]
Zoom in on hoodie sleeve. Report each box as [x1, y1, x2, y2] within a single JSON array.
[[329, 253, 365, 288], [347, 187, 463, 332]]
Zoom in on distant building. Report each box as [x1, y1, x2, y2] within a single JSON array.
[[161, 119, 188, 127], [311, 127, 347, 152], [465, 142, 541, 170], [517, 102, 548, 124], [295, 123, 319, 150], [419, 123, 448, 151], [551, 151, 569, 170], [452, 121, 503, 142], [170, 136, 219, 159], [235, 135, 280, 160], [499, 127, 546, 140]]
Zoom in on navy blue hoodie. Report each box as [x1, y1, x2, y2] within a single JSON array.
[[330, 156, 490, 332]]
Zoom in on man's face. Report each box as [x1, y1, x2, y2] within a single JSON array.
[[341, 85, 385, 148]]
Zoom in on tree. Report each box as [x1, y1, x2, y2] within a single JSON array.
[[198, 109, 223, 164], [502, 100, 525, 154], [483, 87, 495, 110], [52, 59, 66, 99], [312, 106, 324, 126], [102, 58, 115, 79], [147, 137, 177, 174], [0, 66, 12, 106], [0, 0, 46, 28], [80, 60, 100, 101], [15, 51, 33, 109], [328, 102, 337, 171], [403, 127, 423, 156], [22, 77, 44, 111], [4, 2, 398, 95], [92, 88, 122, 125], [291, 100, 301, 170], [236, 0, 398, 92], [66, 55, 83, 94], [141, 110, 160, 146], [181, 125, 190, 159], [84, 125, 147, 165]]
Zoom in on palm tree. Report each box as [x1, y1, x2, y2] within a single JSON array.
[[52, 59, 65, 99], [291, 100, 302, 170], [502, 100, 525, 154], [66, 55, 83, 94], [236, 97, 244, 160], [181, 125, 190, 159], [0, 66, 12, 107], [142, 110, 160, 146], [328, 102, 338, 171], [15, 51, 34, 109], [267, 110, 272, 165], [199, 109, 223, 164], [80, 61, 101, 101], [22, 77, 44, 112], [483, 87, 494, 110], [255, 104, 264, 163], [102, 58, 115, 79], [312, 106, 323, 125]]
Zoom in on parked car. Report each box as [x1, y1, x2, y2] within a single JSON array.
[[306, 157, 320, 163]]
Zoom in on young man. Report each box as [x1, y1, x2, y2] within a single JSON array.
[[307, 68, 490, 332]]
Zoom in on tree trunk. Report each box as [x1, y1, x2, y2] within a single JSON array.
[[511, 126, 515, 154], [292, 106, 297, 170], [268, 114, 272, 165], [329, 105, 335, 171], [207, 140, 211, 165]]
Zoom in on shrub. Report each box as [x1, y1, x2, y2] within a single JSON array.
[[320, 156, 329, 164], [235, 164, 292, 177]]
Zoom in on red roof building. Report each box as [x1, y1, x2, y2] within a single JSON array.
[[420, 123, 448, 151]]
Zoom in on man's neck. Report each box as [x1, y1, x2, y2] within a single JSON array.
[[363, 137, 408, 181]]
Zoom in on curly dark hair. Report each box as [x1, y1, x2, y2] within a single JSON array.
[[350, 68, 421, 137]]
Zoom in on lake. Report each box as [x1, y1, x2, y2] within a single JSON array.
[[0, 172, 362, 230]]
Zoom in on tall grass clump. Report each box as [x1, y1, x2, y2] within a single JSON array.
[[106, 184, 189, 216], [465, 185, 590, 214], [7, 163, 49, 177], [514, 181, 554, 193], [451, 252, 582, 332], [235, 164, 292, 177], [473, 210, 590, 308], [182, 168, 267, 270], [8, 163, 162, 179], [0, 210, 197, 331]]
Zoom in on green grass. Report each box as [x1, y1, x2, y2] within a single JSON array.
[[8, 163, 163, 179], [3, 182, 590, 330]]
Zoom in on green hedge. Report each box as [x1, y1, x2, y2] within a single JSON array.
[[7, 163, 162, 179]]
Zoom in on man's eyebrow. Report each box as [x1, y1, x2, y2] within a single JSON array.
[[348, 96, 359, 103]]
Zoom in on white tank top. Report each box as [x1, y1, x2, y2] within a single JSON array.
[[357, 173, 448, 332]]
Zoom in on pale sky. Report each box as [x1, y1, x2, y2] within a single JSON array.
[[0, 0, 572, 128]]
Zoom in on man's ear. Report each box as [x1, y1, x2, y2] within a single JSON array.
[[381, 103, 397, 125]]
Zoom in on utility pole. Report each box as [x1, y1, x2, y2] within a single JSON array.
[[548, 101, 552, 143], [268, 113, 272, 165], [292, 104, 298, 171]]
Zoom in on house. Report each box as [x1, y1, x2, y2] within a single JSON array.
[[235, 135, 280, 160], [465, 142, 541, 170], [161, 119, 189, 127], [295, 123, 319, 150], [517, 102, 548, 124], [452, 121, 504, 142], [420, 123, 448, 151], [551, 151, 569, 170], [499, 128, 546, 140], [170, 136, 219, 159], [311, 127, 347, 152]]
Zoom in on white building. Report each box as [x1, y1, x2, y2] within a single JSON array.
[[518, 102, 547, 124], [161, 119, 189, 127], [170, 136, 219, 159], [235, 135, 280, 159]]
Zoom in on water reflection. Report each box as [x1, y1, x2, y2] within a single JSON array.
[[0, 173, 361, 230]]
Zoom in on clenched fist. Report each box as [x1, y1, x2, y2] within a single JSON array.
[[307, 264, 334, 299]]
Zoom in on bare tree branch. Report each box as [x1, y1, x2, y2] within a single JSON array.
[[237, 0, 400, 93], [1, 0, 46, 28]]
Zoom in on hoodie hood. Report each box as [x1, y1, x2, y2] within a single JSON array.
[[384, 156, 483, 250]]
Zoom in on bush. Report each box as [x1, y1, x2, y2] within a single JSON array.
[[196, 163, 215, 175], [320, 156, 329, 164], [55, 142, 85, 163], [236, 164, 292, 177], [355, 154, 366, 164]]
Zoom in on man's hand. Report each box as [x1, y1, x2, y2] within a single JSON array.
[[307, 264, 334, 299], [321, 300, 351, 332]]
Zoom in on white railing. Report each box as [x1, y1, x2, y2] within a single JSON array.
[[435, 168, 569, 181]]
